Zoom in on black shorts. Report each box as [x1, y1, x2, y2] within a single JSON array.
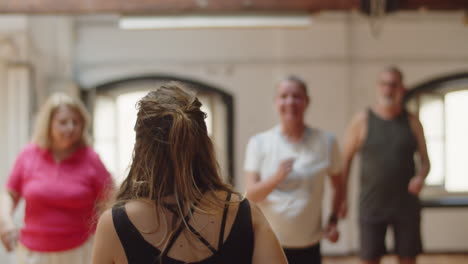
[[359, 213, 422, 260], [283, 243, 321, 264]]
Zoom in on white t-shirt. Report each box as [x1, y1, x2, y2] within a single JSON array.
[[244, 125, 341, 248]]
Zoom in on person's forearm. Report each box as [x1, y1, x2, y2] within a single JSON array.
[[331, 189, 342, 216], [330, 173, 344, 216], [336, 159, 354, 218], [246, 175, 281, 203], [341, 163, 351, 203], [0, 191, 16, 232], [417, 160, 430, 179]]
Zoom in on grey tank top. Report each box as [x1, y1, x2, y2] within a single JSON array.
[[359, 109, 420, 221]]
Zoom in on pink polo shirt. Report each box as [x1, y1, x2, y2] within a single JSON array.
[[6, 144, 112, 252]]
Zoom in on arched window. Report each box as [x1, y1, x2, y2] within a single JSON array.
[[89, 76, 235, 184], [406, 73, 468, 194]]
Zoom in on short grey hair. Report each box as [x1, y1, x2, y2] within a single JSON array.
[[383, 66, 404, 82], [278, 75, 308, 96]]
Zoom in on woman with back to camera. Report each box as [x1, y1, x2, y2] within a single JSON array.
[[0, 93, 113, 264], [91, 82, 287, 264]]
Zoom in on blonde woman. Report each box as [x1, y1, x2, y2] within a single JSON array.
[[92, 83, 287, 264], [0, 93, 112, 264]]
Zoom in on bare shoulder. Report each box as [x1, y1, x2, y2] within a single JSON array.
[[124, 200, 161, 232], [407, 112, 421, 124], [351, 110, 368, 127], [346, 110, 368, 138], [407, 112, 424, 131], [342, 110, 369, 153], [229, 193, 242, 203], [93, 208, 126, 264], [248, 200, 275, 241], [94, 208, 119, 251], [125, 199, 154, 213], [248, 200, 268, 228], [96, 208, 115, 235], [248, 199, 287, 264], [97, 208, 112, 224]]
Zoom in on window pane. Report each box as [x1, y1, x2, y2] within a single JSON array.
[[425, 139, 445, 185], [116, 91, 148, 183], [419, 94, 444, 138], [419, 94, 445, 186], [445, 90, 468, 192], [94, 96, 118, 178]]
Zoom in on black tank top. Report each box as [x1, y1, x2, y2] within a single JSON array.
[[359, 109, 420, 221], [112, 194, 254, 264]]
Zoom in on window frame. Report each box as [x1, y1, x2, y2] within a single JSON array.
[[83, 75, 236, 183], [405, 72, 468, 199]]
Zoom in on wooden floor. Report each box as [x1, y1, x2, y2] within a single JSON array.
[[323, 254, 468, 264]]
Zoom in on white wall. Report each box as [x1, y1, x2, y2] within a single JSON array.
[[0, 16, 79, 263], [0, 11, 467, 262], [0, 15, 31, 264]]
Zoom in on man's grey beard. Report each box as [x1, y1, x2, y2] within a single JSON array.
[[379, 95, 397, 106]]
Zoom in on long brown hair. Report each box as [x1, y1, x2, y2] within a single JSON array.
[[115, 82, 234, 250]]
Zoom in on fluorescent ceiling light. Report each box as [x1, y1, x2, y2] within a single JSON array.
[[119, 14, 312, 30]]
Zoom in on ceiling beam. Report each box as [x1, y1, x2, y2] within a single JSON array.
[[400, 0, 468, 10], [0, 0, 357, 14], [0, 0, 465, 14]]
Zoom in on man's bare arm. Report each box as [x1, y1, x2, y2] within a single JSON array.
[[408, 114, 431, 195], [340, 111, 367, 217]]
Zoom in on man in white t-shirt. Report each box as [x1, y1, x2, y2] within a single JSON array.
[[244, 76, 344, 264]]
